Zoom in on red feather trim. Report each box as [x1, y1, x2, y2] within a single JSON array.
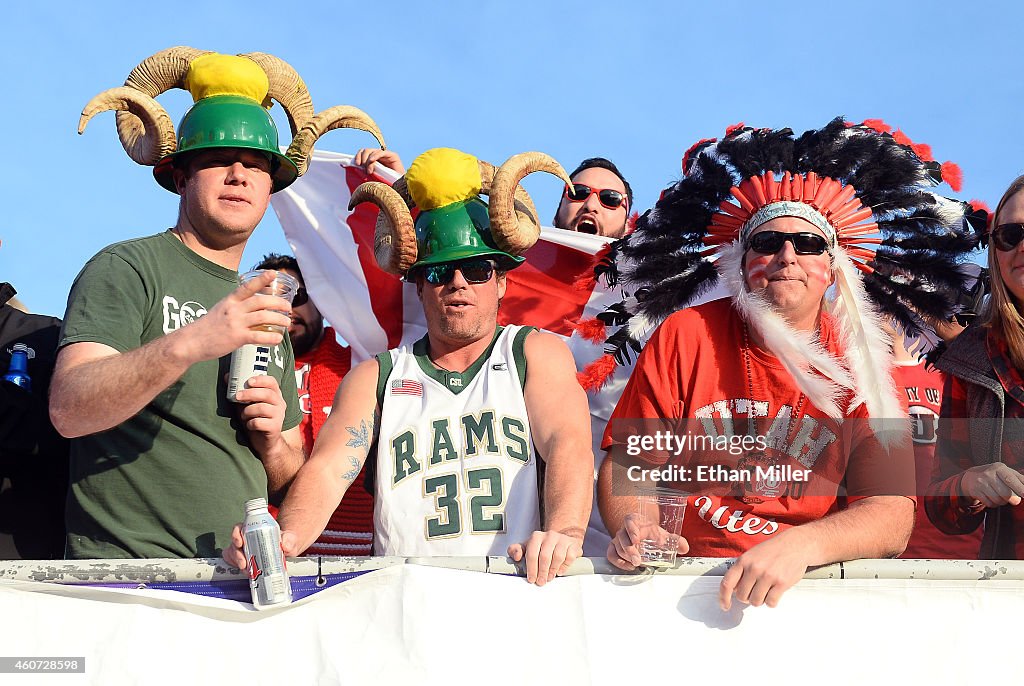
[[681, 137, 716, 172], [627, 211, 639, 232], [568, 317, 607, 343], [577, 354, 618, 392], [941, 161, 963, 192], [968, 198, 991, 214], [861, 119, 892, 134], [892, 129, 912, 147], [572, 243, 613, 291], [573, 273, 597, 292], [910, 142, 934, 162], [725, 122, 745, 137]]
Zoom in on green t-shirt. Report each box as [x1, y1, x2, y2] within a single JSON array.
[[59, 230, 301, 559]]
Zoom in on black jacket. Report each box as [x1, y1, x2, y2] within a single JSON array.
[[0, 283, 69, 558]]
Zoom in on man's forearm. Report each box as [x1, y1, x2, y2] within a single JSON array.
[[261, 436, 305, 504], [596, 449, 645, 538], [50, 332, 195, 438], [786, 495, 914, 564], [277, 454, 362, 552], [541, 437, 593, 539], [276, 395, 378, 552]]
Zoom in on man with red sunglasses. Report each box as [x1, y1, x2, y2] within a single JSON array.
[[553, 157, 633, 238]]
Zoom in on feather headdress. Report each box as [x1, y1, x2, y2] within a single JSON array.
[[576, 118, 984, 421]]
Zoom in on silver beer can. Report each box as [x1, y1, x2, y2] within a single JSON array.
[[227, 343, 273, 402], [242, 497, 293, 610]]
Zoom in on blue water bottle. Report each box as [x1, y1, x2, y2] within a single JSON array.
[[3, 343, 32, 392]]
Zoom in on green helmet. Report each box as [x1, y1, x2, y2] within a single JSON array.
[[152, 95, 298, 193], [411, 198, 524, 272]]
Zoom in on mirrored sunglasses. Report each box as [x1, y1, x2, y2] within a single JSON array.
[[746, 230, 830, 256], [564, 183, 627, 211], [992, 223, 1024, 252], [422, 259, 497, 285]]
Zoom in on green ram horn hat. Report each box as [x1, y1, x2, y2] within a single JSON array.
[[78, 47, 386, 194], [347, 147, 573, 278]]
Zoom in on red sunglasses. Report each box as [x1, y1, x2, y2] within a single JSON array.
[[563, 183, 628, 211]]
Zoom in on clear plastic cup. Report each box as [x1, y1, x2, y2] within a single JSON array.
[[226, 270, 299, 402], [239, 269, 298, 334], [634, 491, 687, 568]]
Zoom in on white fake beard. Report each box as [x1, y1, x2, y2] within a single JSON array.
[[828, 244, 905, 433], [716, 240, 853, 419]]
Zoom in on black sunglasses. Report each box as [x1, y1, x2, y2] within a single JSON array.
[[746, 231, 830, 256], [292, 287, 309, 307], [564, 183, 627, 211], [422, 259, 497, 285], [992, 223, 1024, 252]]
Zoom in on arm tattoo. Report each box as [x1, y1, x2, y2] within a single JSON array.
[[340, 416, 375, 483], [341, 457, 361, 482], [345, 417, 375, 452]]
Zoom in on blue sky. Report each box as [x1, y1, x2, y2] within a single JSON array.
[[3, 1, 1020, 316]]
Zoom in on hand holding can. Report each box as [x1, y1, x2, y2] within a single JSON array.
[[227, 270, 298, 402], [242, 497, 293, 610]]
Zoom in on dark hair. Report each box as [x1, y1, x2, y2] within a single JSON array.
[[552, 157, 633, 226], [254, 253, 301, 283], [570, 157, 633, 209]]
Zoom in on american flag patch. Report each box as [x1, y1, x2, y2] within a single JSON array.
[[391, 379, 423, 396]]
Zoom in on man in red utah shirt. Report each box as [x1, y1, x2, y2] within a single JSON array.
[[592, 119, 979, 610]]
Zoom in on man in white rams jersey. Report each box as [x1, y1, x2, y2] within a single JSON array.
[[226, 148, 594, 585]]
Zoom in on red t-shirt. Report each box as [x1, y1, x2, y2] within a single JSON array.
[[294, 328, 373, 556], [894, 360, 981, 559], [604, 299, 913, 558]]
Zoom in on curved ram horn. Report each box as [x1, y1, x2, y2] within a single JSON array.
[[390, 176, 416, 208], [116, 46, 208, 164], [478, 159, 535, 218], [123, 46, 209, 96], [477, 159, 497, 194], [488, 152, 572, 255], [287, 106, 386, 177], [240, 52, 314, 136], [80, 86, 177, 165], [349, 181, 417, 275]]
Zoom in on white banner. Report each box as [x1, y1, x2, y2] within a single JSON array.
[[0, 565, 1019, 685]]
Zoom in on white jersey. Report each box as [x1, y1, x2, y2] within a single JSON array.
[[373, 325, 541, 556]]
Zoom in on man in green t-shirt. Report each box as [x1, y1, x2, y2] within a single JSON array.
[[50, 48, 383, 558]]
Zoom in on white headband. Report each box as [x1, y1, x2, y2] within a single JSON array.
[[740, 201, 837, 249]]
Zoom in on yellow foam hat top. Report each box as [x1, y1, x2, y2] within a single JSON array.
[[406, 148, 481, 210], [184, 53, 270, 104]]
